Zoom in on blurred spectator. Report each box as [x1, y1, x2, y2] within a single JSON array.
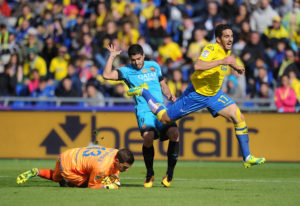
[[178, 15, 195, 49], [111, 0, 127, 21], [139, 0, 155, 24], [281, 0, 300, 33], [85, 84, 105, 106], [28, 69, 40, 94], [16, 4, 35, 29], [0, 63, 17, 96], [74, 55, 91, 88], [238, 21, 252, 43], [199, 1, 222, 41], [138, 36, 153, 59], [165, 0, 184, 39], [250, 0, 279, 33], [272, 40, 287, 78], [275, 75, 297, 112], [241, 31, 265, 81], [121, 4, 139, 30], [86, 64, 104, 95], [186, 28, 209, 62], [49, 46, 69, 85], [278, 49, 300, 79], [262, 15, 288, 48], [0, 0, 11, 18], [96, 1, 113, 29], [78, 33, 105, 70], [15, 19, 31, 43], [55, 76, 80, 105], [158, 34, 182, 64], [30, 77, 55, 107], [11, 0, 34, 18], [110, 83, 126, 98], [43, 19, 64, 44], [23, 47, 47, 79], [8, 53, 23, 84], [41, 37, 58, 76], [232, 37, 246, 57], [118, 21, 140, 50], [275, 0, 293, 17], [0, 24, 11, 63], [51, 2, 63, 21], [67, 63, 82, 96], [63, 0, 84, 20], [19, 27, 44, 64], [288, 69, 300, 103], [233, 4, 250, 31], [167, 69, 183, 97], [221, 0, 239, 24], [7, 33, 21, 57], [223, 74, 245, 100], [255, 82, 274, 106], [148, 17, 166, 51], [96, 20, 118, 48], [147, 7, 167, 30], [254, 66, 275, 97]]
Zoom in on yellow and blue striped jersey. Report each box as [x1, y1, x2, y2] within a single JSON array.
[[191, 43, 231, 96]]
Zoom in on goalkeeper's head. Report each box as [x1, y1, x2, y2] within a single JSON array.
[[115, 148, 134, 172]]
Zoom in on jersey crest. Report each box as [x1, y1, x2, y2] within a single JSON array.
[[201, 50, 210, 58]]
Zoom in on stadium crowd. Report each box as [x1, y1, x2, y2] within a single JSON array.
[[0, 0, 300, 112]]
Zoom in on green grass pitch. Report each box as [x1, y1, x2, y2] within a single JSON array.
[[1, 159, 299, 206]]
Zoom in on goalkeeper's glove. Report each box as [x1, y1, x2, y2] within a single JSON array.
[[104, 183, 119, 190], [109, 174, 121, 187]]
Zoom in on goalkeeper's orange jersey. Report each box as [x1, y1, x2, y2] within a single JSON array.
[[59, 146, 119, 188]]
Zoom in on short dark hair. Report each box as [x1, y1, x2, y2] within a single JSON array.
[[116, 148, 134, 165], [215, 24, 232, 38], [128, 44, 144, 56]]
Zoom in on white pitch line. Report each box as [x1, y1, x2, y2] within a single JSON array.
[[121, 177, 300, 184]]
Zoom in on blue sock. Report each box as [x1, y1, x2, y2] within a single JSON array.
[[235, 121, 250, 161], [142, 89, 165, 115]]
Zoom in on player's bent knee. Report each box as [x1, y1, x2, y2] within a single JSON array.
[[143, 131, 154, 146], [167, 127, 179, 142]]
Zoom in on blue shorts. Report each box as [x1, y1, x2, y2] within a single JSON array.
[[167, 83, 235, 121], [135, 110, 177, 141]]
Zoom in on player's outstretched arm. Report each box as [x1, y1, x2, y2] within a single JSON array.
[[102, 44, 122, 80], [194, 59, 224, 71]]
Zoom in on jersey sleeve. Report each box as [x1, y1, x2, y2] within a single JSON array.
[[117, 67, 128, 80], [152, 61, 164, 81], [198, 44, 216, 62]]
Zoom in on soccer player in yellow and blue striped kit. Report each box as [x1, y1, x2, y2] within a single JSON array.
[[128, 24, 265, 168]]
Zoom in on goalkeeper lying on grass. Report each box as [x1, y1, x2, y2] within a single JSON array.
[[16, 146, 134, 189]]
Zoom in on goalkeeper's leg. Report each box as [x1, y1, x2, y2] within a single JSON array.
[[17, 159, 64, 184]]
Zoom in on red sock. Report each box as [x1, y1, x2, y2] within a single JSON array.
[[38, 169, 54, 180]]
